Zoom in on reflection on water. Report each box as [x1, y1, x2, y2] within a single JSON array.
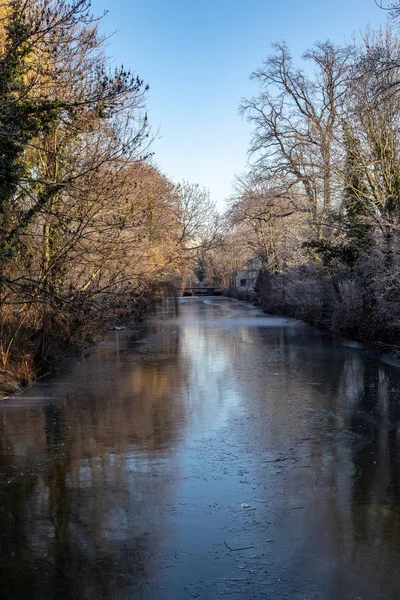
[[0, 298, 400, 598]]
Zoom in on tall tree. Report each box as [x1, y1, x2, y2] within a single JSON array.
[[241, 41, 352, 236]]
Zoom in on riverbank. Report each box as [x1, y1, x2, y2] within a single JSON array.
[[225, 271, 400, 356], [0, 287, 178, 400]]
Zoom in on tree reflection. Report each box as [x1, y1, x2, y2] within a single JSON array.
[[0, 321, 188, 599]]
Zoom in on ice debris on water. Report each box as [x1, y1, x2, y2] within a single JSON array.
[[241, 503, 252, 508]]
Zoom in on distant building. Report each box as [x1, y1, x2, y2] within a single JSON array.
[[234, 258, 262, 292]]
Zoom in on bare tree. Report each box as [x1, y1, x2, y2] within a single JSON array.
[[344, 29, 400, 234], [375, 1, 400, 16], [228, 173, 305, 272], [174, 182, 220, 248], [241, 41, 352, 234]]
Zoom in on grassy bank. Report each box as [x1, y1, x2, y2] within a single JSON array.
[[0, 283, 176, 398], [225, 265, 400, 353]]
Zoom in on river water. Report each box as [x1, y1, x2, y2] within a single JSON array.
[[0, 298, 400, 599]]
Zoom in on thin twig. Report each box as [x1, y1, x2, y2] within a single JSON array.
[[224, 541, 255, 551]]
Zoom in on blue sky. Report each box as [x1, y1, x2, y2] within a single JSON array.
[[91, 0, 387, 209]]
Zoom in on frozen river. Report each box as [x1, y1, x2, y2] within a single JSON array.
[[0, 298, 399, 599]]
